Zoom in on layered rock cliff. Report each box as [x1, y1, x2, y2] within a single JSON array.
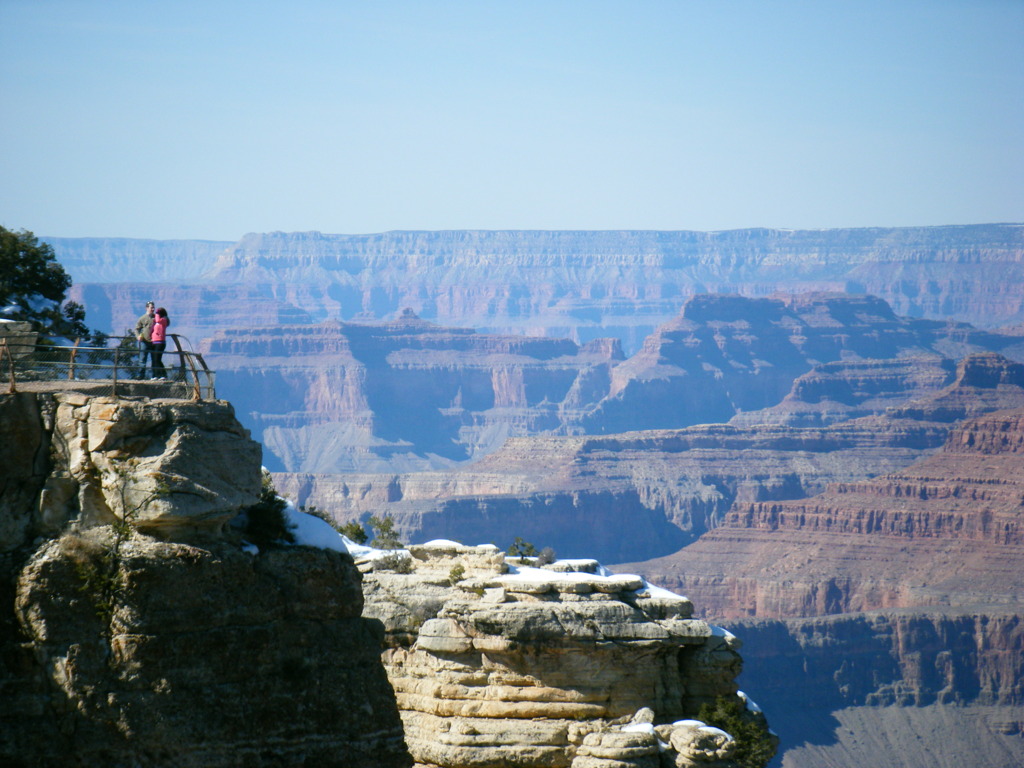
[[357, 540, 774, 768], [200, 312, 623, 472], [584, 293, 1021, 434], [209, 294, 1023, 475], [59, 224, 1024, 353], [0, 390, 410, 767], [274, 352, 1024, 565], [2, 384, 776, 767], [624, 407, 1024, 619], [614, 407, 1024, 767]]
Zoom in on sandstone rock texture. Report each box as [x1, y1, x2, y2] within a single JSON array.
[[0, 390, 411, 767], [59, 225, 1024, 353], [583, 293, 1022, 435], [1, 391, 263, 549], [359, 540, 773, 768]]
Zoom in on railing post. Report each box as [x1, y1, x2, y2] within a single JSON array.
[[112, 340, 119, 397], [183, 351, 203, 401], [170, 334, 187, 382], [1, 339, 16, 394], [68, 338, 81, 380], [194, 353, 215, 399]]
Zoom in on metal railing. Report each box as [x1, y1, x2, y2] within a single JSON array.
[[0, 334, 216, 400]]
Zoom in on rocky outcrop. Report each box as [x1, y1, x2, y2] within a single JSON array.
[[57, 225, 1024, 351], [730, 612, 1024, 768], [8, 534, 407, 768], [359, 540, 773, 768], [0, 389, 411, 767], [2, 385, 773, 768], [276, 419, 949, 565], [729, 356, 959, 427], [1, 392, 262, 550], [730, 351, 1024, 428]]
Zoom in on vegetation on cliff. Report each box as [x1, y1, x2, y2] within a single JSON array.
[[698, 696, 777, 768]]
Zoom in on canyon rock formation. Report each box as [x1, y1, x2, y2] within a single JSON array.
[[204, 294, 1024, 475], [1, 384, 773, 767], [0, 389, 410, 767], [582, 293, 1022, 434], [621, 406, 1024, 618], [615, 407, 1024, 768], [58, 224, 1024, 354], [200, 310, 622, 473], [359, 540, 773, 768], [274, 352, 1024, 565]]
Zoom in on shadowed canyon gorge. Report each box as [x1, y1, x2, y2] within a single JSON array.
[[29, 225, 1024, 766]]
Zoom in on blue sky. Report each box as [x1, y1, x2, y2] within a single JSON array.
[[1, 0, 1021, 240]]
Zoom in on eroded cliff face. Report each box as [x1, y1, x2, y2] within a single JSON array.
[[276, 420, 948, 565], [358, 540, 773, 768], [274, 352, 1024, 565], [201, 312, 622, 473], [221, 294, 1024, 477], [1, 388, 774, 768], [614, 407, 1024, 767], [585, 293, 1022, 434], [631, 407, 1024, 620], [731, 612, 1024, 768], [0, 391, 410, 767]]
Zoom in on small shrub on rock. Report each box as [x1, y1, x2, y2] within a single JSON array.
[[536, 546, 556, 566], [338, 520, 368, 544], [368, 514, 402, 549], [507, 537, 537, 558], [697, 696, 777, 768], [375, 552, 413, 573], [242, 470, 295, 549], [448, 564, 466, 585]]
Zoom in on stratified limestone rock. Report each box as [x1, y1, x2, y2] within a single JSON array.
[[8, 532, 409, 768], [0, 392, 50, 551], [277, 352, 1024, 566], [0, 320, 37, 358], [200, 317, 623, 474], [1, 391, 412, 768], [360, 542, 764, 768], [667, 721, 735, 765], [618, 407, 1024, 766], [43, 393, 262, 536]]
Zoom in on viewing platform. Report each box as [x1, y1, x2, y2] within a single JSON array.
[[0, 321, 216, 401]]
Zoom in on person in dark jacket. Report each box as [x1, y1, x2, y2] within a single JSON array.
[[134, 301, 155, 378]]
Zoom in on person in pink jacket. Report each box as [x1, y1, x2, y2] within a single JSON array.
[[150, 307, 170, 379]]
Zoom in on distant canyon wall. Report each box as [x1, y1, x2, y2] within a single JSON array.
[[197, 294, 1024, 476], [57, 225, 1024, 352], [611, 405, 1024, 768]]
